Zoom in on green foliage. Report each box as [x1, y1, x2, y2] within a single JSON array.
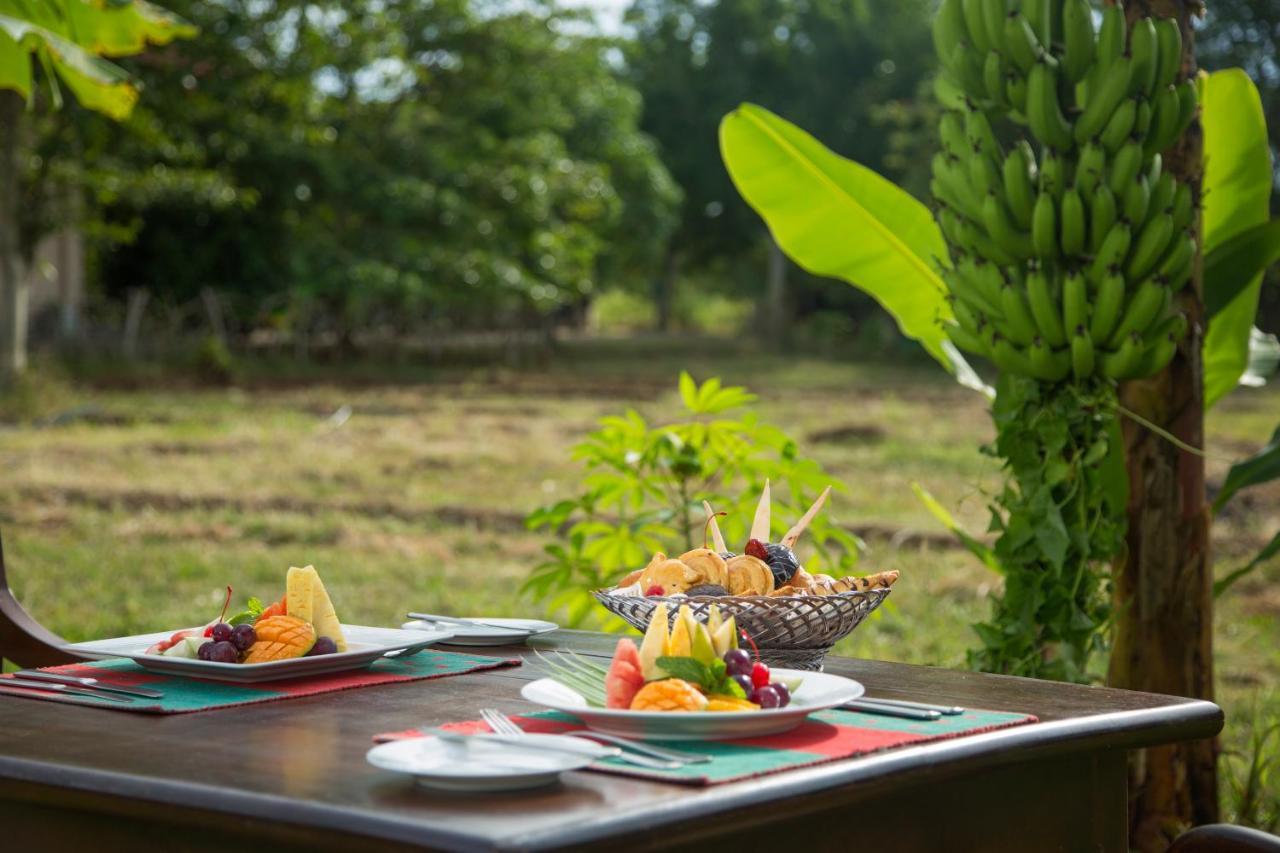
[[524, 372, 860, 627], [1223, 693, 1280, 833], [967, 376, 1126, 683], [1201, 69, 1274, 407], [718, 103, 954, 370], [1213, 424, 1280, 596], [1205, 221, 1280, 321]]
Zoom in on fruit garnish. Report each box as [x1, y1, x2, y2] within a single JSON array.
[[306, 637, 339, 657], [749, 685, 783, 709], [686, 583, 727, 597], [257, 594, 287, 622], [638, 603, 670, 681], [712, 616, 738, 657], [243, 615, 316, 663], [705, 695, 760, 712], [230, 624, 256, 652], [668, 614, 692, 657], [751, 661, 771, 689], [744, 538, 769, 561], [644, 584, 665, 597], [723, 648, 752, 677], [211, 623, 233, 643], [630, 679, 708, 712], [605, 638, 646, 709], [770, 681, 792, 707]]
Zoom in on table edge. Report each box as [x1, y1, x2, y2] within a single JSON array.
[[0, 697, 1223, 852]]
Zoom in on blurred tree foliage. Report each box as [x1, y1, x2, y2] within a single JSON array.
[[623, 0, 938, 326], [74, 0, 679, 340]]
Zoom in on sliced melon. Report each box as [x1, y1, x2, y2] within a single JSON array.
[[638, 603, 669, 681], [308, 567, 347, 652]]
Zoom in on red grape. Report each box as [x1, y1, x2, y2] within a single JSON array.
[[770, 682, 791, 707], [230, 624, 256, 652], [723, 648, 752, 677], [750, 686, 782, 709], [206, 641, 239, 663], [750, 661, 770, 688], [307, 637, 338, 657], [197, 641, 216, 661], [730, 673, 754, 695], [211, 623, 233, 643]]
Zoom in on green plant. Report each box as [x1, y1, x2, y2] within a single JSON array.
[[523, 372, 861, 627], [1223, 693, 1280, 833]]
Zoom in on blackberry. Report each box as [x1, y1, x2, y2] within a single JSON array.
[[763, 543, 801, 586], [685, 583, 728, 597]]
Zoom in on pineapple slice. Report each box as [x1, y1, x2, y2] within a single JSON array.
[[286, 566, 315, 623], [309, 568, 347, 652]]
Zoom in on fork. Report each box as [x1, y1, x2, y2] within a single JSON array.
[[479, 709, 684, 770]]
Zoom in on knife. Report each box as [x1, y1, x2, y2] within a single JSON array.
[[16, 670, 163, 700], [841, 699, 942, 721], [863, 696, 965, 715], [0, 677, 135, 703]]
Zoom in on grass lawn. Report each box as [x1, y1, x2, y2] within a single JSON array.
[[2, 338, 1277, 824]]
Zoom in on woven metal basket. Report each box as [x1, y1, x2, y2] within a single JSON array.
[[593, 587, 891, 671]]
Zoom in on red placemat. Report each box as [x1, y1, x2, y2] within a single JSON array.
[[373, 706, 1037, 786]]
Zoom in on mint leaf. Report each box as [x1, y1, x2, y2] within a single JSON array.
[[709, 659, 727, 680], [656, 656, 711, 688]]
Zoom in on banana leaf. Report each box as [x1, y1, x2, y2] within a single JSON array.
[[1200, 69, 1273, 407], [1214, 530, 1280, 598], [719, 102, 956, 373], [1213, 424, 1280, 514], [1204, 220, 1280, 322]]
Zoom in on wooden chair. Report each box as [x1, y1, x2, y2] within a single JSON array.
[[0, 528, 80, 667], [1169, 825, 1280, 852]]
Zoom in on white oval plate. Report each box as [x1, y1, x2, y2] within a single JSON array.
[[367, 733, 594, 792], [65, 625, 456, 683], [520, 668, 865, 740], [402, 618, 558, 647]]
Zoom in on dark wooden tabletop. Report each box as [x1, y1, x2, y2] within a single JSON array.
[[0, 630, 1222, 852]]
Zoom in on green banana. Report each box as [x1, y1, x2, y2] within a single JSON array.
[[962, 0, 992, 54], [962, 216, 1018, 264], [992, 336, 1036, 376], [1089, 269, 1126, 344], [1026, 267, 1067, 346], [981, 0, 1007, 54], [1144, 84, 1181, 156], [934, 75, 970, 111], [984, 193, 1034, 259], [1007, 73, 1029, 113], [1021, 0, 1052, 48], [1106, 141, 1143, 195], [950, 48, 990, 100], [956, 257, 1008, 314], [1153, 17, 1183, 91], [1039, 149, 1065, 199], [949, 294, 988, 337], [1134, 97, 1153, 137], [1144, 312, 1188, 347], [1174, 79, 1198, 138], [1030, 336, 1071, 381], [1071, 328, 1096, 379], [1002, 145, 1037, 228], [1098, 97, 1138, 153], [984, 52, 1008, 108], [1028, 60, 1074, 151], [933, 153, 984, 220], [1074, 55, 1133, 143], [1004, 12, 1043, 72], [1134, 329, 1178, 378], [1095, 3, 1126, 69], [1146, 153, 1163, 188], [1031, 191, 1058, 258], [1108, 277, 1169, 347], [970, 152, 1004, 199], [1146, 172, 1176, 222], [944, 321, 991, 356], [1060, 0, 1094, 84], [1101, 332, 1145, 380], [965, 108, 1001, 158], [1126, 213, 1174, 280], [1089, 185, 1118, 253], [1088, 222, 1131, 282], [1170, 181, 1195, 233], [1074, 141, 1106, 194], [933, 0, 970, 67], [1060, 188, 1086, 256], [1000, 283, 1040, 345], [1157, 233, 1196, 290], [1062, 270, 1089, 333], [1122, 176, 1150, 225], [939, 111, 970, 158], [1128, 18, 1159, 97], [937, 208, 968, 248]]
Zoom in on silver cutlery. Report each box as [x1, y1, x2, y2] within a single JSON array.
[[407, 613, 527, 633], [567, 731, 714, 764], [480, 708, 683, 770], [863, 696, 965, 716], [0, 677, 135, 703], [841, 699, 941, 721], [15, 670, 163, 700], [427, 728, 621, 761]]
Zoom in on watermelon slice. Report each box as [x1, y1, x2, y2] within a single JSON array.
[[605, 638, 646, 709]]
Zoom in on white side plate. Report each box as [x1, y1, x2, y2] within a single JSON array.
[[65, 625, 456, 683], [401, 618, 558, 647], [520, 668, 865, 740], [367, 734, 594, 792]]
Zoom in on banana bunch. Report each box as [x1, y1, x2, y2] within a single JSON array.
[[931, 0, 1198, 382]]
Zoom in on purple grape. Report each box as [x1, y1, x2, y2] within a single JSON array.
[[723, 648, 752, 677], [770, 681, 791, 707], [197, 641, 216, 661], [750, 685, 782, 709], [731, 673, 754, 695], [206, 641, 239, 663], [231, 624, 256, 652], [210, 622, 233, 643], [307, 637, 338, 657]]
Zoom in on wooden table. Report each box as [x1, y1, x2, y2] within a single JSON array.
[[0, 630, 1221, 852]]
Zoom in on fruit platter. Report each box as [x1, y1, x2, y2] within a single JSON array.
[[522, 603, 864, 739], [67, 566, 454, 683], [593, 484, 897, 670]]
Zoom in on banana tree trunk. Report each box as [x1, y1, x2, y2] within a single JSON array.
[[0, 91, 27, 380], [1108, 3, 1218, 848]]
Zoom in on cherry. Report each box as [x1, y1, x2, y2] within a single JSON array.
[[751, 661, 771, 689], [745, 538, 769, 561], [644, 584, 665, 597]]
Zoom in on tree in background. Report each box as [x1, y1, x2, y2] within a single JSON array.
[[84, 0, 678, 352], [623, 0, 937, 334], [0, 0, 194, 378]]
